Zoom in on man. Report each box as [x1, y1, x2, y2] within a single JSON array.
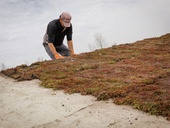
[[43, 12, 75, 59]]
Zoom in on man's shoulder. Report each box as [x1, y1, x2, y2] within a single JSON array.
[[48, 19, 59, 28]]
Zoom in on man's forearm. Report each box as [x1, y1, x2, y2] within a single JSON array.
[[48, 43, 64, 59], [48, 43, 58, 55], [67, 40, 74, 55]]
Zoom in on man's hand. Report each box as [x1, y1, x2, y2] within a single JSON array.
[[71, 54, 78, 57], [54, 54, 64, 59]]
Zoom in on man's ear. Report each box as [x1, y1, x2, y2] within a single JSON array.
[[59, 19, 62, 24], [60, 19, 65, 27]]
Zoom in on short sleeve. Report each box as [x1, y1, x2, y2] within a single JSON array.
[[47, 23, 56, 43], [67, 24, 73, 41]]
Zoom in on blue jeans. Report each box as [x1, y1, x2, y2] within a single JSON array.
[[43, 43, 70, 60]]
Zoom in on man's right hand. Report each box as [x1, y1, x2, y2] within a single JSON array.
[[54, 54, 64, 59]]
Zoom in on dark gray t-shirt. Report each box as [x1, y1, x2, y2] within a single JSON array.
[[43, 19, 72, 46]]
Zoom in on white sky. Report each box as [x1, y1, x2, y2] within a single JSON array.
[[0, 0, 170, 70]]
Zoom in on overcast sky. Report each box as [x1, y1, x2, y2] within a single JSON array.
[[0, 0, 170, 70]]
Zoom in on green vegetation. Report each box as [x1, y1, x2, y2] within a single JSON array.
[[1, 33, 170, 120]]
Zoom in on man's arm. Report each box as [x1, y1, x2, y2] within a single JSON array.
[[67, 40, 75, 55], [48, 43, 64, 59]]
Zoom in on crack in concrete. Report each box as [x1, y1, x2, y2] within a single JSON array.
[[64, 103, 95, 118], [31, 119, 61, 128]]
